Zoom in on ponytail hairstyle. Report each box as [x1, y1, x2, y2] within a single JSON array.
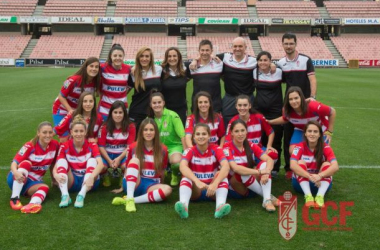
[[72, 91, 97, 138], [235, 94, 259, 115], [255, 51, 272, 88], [303, 121, 324, 170], [106, 100, 131, 137], [70, 114, 87, 131], [135, 118, 163, 174], [161, 47, 186, 79], [284, 86, 308, 117], [134, 47, 155, 92], [193, 91, 216, 127], [106, 43, 125, 65], [229, 119, 255, 168], [31, 121, 53, 146], [147, 89, 165, 118], [73, 57, 100, 93], [192, 123, 211, 145]]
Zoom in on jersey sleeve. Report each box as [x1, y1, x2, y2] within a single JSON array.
[[323, 145, 337, 163], [315, 102, 332, 117], [258, 114, 274, 136], [216, 114, 225, 139], [290, 144, 304, 161], [54, 114, 71, 136], [281, 108, 289, 122], [306, 57, 315, 76], [173, 113, 185, 138], [184, 61, 192, 79], [250, 143, 265, 159], [98, 125, 107, 147], [93, 114, 104, 137], [13, 142, 33, 164], [127, 74, 134, 88], [222, 146, 235, 162], [127, 123, 136, 145], [182, 147, 194, 162], [185, 115, 195, 135], [59, 77, 76, 98], [90, 143, 101, 158], [216, 53, 224, 61], [214, 146, 227, 163]]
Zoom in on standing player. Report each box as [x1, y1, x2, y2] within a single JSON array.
[[161, 47, 189, 125], [129, 47, 162, 132], [290, 121, 339, 208], [54, 91, 103, 143], [147, 90, 186, 186], [111, 118, 172, 212], [98, 101, 136, 188], [185, 91, 225, 148], [7, 122, 59, 213], [52, 57, 100, 126], [277, 33, 317, 179], [223, 120, 279, 212], [253, 51, 283, 176], [99, 44, 131, 120], [175, 123, 231, 219], [186, 39, 223, 113], [53, 115, 104, 208]]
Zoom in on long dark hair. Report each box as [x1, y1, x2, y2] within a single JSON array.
[[31, 121, 53, 146], [193, 91, 216, 126], [254, 51, 272, 88], [106, 43, 125, 65], [235, 94, 259, 115], [284, 86, 308, 117], [230, 119, 255, 168], [148, 89, 165, 118], [135, 118, 163, 174], [161, 47, 186, 80], [303, 121, 324, 170], [73, 57, 100, 94], [106, 100, 131, 137], [72, 91, 97, 138]]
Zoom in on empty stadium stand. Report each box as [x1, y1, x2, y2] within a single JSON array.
[[259, 36, 333, 60], [0, 35, 31, 59], [114, 1, 178, 17], [331, 35, 380, 62], [43, 0, 107, 17], [186, 35, 254, 59], [29, 35, 104, 59], [256, 1, 320, 18], [0, 0, 38, 16], [112, 35, 178, 60], [186, 1, 249, 17], [325, 1, 380, 18]]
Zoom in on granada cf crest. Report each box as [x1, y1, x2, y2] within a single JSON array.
[[278, 191, 297, 240]]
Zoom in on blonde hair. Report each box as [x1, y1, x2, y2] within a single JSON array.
[[70, 114, 87, 131], [134, 47, 155, 92]]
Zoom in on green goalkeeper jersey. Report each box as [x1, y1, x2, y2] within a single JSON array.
[[154, 108, 185, 148]]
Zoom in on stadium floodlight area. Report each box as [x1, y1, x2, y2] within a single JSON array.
[[256, 1, 320, 18], [29, 35, 104, 59], [259, 36, 334, 60], [0, 0, 38, 16], [324, 1, 380, 18]]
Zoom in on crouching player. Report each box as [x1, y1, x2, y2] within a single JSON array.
[[112, 118, 172, 212], [290, 121, 339, 208], [53, 115, 104, 208], [7, 122, 59, 213], [223, 120, 279, 212], [175, 123, 231, 219]]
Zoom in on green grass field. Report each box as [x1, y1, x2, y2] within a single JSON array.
[[0, 67, 379, 249]]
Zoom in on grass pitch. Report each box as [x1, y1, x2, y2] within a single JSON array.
[[0, 67, 379, 249]]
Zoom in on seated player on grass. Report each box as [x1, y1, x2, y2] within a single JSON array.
[[112, 118, 172, 212], [290, 121, 339, 208], [175, 123, 231, 219], [7, 122, 59, 214]]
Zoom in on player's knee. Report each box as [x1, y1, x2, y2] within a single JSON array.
[[162, 185, 172, 196]]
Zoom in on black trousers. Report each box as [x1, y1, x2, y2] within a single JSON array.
[[283, 122, 294, 172]]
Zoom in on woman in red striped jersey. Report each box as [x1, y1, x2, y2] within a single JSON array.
[[290, 121, 339, 208], [7, 121, 59, 214], [52, 57, 100, 126], [112, 118, 172, 212]]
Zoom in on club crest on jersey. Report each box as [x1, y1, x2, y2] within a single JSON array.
[[18, 146, 28, 156], [296, 61, 300, 67], [163, 121, 167, 128], [63, 80, 71, 89]]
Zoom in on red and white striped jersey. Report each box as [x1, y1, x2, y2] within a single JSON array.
[[99, 63, 131, 116], [54, 113, 103, 139], [290, 141, 336, 173], [182, 144, 226, 184], [185, 114, 225, 144], [52, 75, 96, 115], [225, 113, 273, 147], [98, 123, 136, 154], [223, 141, 264, 167], [126, 142, 168, 181], [283, 101, 331, 131], [13, 140, 60, 181], [57, 140, 101, 176]]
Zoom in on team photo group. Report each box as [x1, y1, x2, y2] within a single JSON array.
[[7, 32, 339, 219]]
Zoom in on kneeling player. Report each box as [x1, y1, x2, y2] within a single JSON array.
[[290, 121, 339, 208], [53, 115, 104, 208], [223, 119, 279, 212], [8, 122, 59, 213], [112, 118, 172, 212], [175, 123, 231, 219]]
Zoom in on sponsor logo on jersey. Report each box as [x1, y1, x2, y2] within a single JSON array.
[[160, 131, 170, 137], [63, 80, 71, 89], [185, 119, 190, 129], [142, 170, 156, 177], [223, 149, 230, 157], [18, 146, 28, 156], [292, 147, 300, 156], [31, 165, 49, 171], [182, 148, 190, 156], [194, 172, 214, 179]]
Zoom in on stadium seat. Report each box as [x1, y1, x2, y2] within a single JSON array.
[[256, 1, 320, 18], [0, 35, 31, 58], [43, 0, 107, 16], [324, 1, 380, 18], [0, 0, 37, 16], [114, 1, 178, 17], [186, 1, 249, 17], [331, 35, 380, 62]]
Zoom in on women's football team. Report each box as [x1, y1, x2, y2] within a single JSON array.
[[7, 42, 338, 218]]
